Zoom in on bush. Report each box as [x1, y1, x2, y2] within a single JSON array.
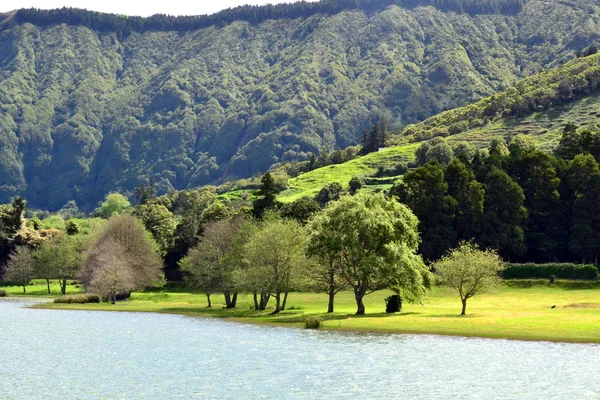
[[54, 294, 102, 304], [503, 263, 599, 280], [0, 289, 6, 297], [385, 294, 402, 313], [304, 316, 322, 329], [504, 279, 600, 289]]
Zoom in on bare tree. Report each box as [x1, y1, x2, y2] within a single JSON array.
[[87, 240, 136, 304], [433, 242, 505, 315], [3, 246, 35, 293], [80, 214, 163, 300]]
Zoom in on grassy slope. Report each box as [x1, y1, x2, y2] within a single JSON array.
[[28, 285, 600, 343], [279, 144, 419, 202], [275, 85, 600, 203]]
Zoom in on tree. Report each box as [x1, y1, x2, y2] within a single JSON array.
[[79, 214, 163, 298], [480, 168, 528, 259], [236, 216, 308, 314], [279, 197, 321, 224], [360, 117, 387, 155], [34, 235, 86, 294], [309, 194, 433, 315], [348, 176, 364, 195], [95, 193, 131, 218], [252, 173, 281, 219], [180, 217, 245, 308], [315, 182, 344, 205], [87, 239, 137, 304], [134, 179, 157, 205], [3, 246, 35, 293], [393, 161, 457, 261], [133, 203, 176, 254], [433, 242, 505, 315]]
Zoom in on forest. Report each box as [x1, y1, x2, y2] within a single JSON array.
[[0, 0, 596, 210], [11, 0, 527, 35]]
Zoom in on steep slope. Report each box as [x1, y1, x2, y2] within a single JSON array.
[[278, 53, 600, 201], [1, 0, 600, 210]]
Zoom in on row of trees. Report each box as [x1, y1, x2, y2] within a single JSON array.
[[181, 194, 433, 315], [15, 0, 525, 36], [394, 124, 600, 264], [3, 214, 163, 302]]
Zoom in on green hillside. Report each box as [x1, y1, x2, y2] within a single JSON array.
[[2, 0, 600, 210], [277, 53, 600, 202]]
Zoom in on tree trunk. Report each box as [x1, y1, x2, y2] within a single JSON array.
[[259, 292, 270, 310], [231, 292, 238, 308], [61, 279, 67, 295], [224, 291, 231, 308], [461, 297, 468, 315], [273, 292, 281, 314], [355, 289, 366, 315], [327, 269, 336, 313], [111, 292, 116, 304], [253, 292, 259, 310], [46, 279, 51, 294], [206, 293, 212, 308], [22, 285, 26, 294], [281, 291, 289, 311]]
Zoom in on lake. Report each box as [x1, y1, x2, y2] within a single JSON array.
[[1, 300, 599, 399]]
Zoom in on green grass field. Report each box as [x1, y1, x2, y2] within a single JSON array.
[[27, 285, 600, 343], [278, 144, 419, 203], [0, 280, 82, 297]]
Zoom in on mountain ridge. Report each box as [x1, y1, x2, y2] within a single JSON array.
[[0, 0, 599, 210]]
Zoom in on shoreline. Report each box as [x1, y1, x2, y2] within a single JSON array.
[[27, 297, 600, 345]]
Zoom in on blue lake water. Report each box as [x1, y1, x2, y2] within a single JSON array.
[[1, 300, 599, 399]]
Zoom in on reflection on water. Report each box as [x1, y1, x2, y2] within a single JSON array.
[[0, 301, 599, 399]]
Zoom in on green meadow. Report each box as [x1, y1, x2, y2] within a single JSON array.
[[23, 284, 600, 344]]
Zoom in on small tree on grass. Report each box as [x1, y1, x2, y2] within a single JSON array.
[[3, 246, 35, 293], [236, 215, 308, 314], [433, 242, 505, 315], [87, 240, 136, 304], [79, 214, 163, 302], [180, 217, 245, 309]]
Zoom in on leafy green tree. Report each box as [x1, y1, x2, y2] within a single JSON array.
[[95, 193, 131, 219], [252, 173, 281, 219], [566, 155, 600, 263], [279, 197, 321, 224], [134, 179, 157, 205], [180, 217, 246, 308], [236, 216, 308, 314], [426, 141, 454, 166], [3, 246, 35, 293], [393, 161, 457, 261], [445, 158, 485, 242], [507, 149, 561, 260], [34, 235, 86, 294], [315, 182, 345, 205], [480, 168, 528, 259], [433, 242, 504, 315], [133, 203, 176, 254], [348, 176, 364, 195], [309, 193, 433, 315]]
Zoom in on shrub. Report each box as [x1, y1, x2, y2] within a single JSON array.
[[304, 316, 322, 329], [385, 294, 402, 313], [0, 289, 7, 297], [504, 279, 600, 289], [503, 263, 599, 280], [54, 294, 102, 304]]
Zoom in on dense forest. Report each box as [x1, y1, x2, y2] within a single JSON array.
[[11, 0, 527, 35], [1, 0, 600, 211]]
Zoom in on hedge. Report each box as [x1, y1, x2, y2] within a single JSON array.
[[503, 263, 599, 280]]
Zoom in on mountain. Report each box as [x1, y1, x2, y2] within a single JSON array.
[[1, 0, 600, 210], [277, 52, 600, 202]]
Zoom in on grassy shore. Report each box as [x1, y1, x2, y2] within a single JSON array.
[[15, 284, 599, 343]]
